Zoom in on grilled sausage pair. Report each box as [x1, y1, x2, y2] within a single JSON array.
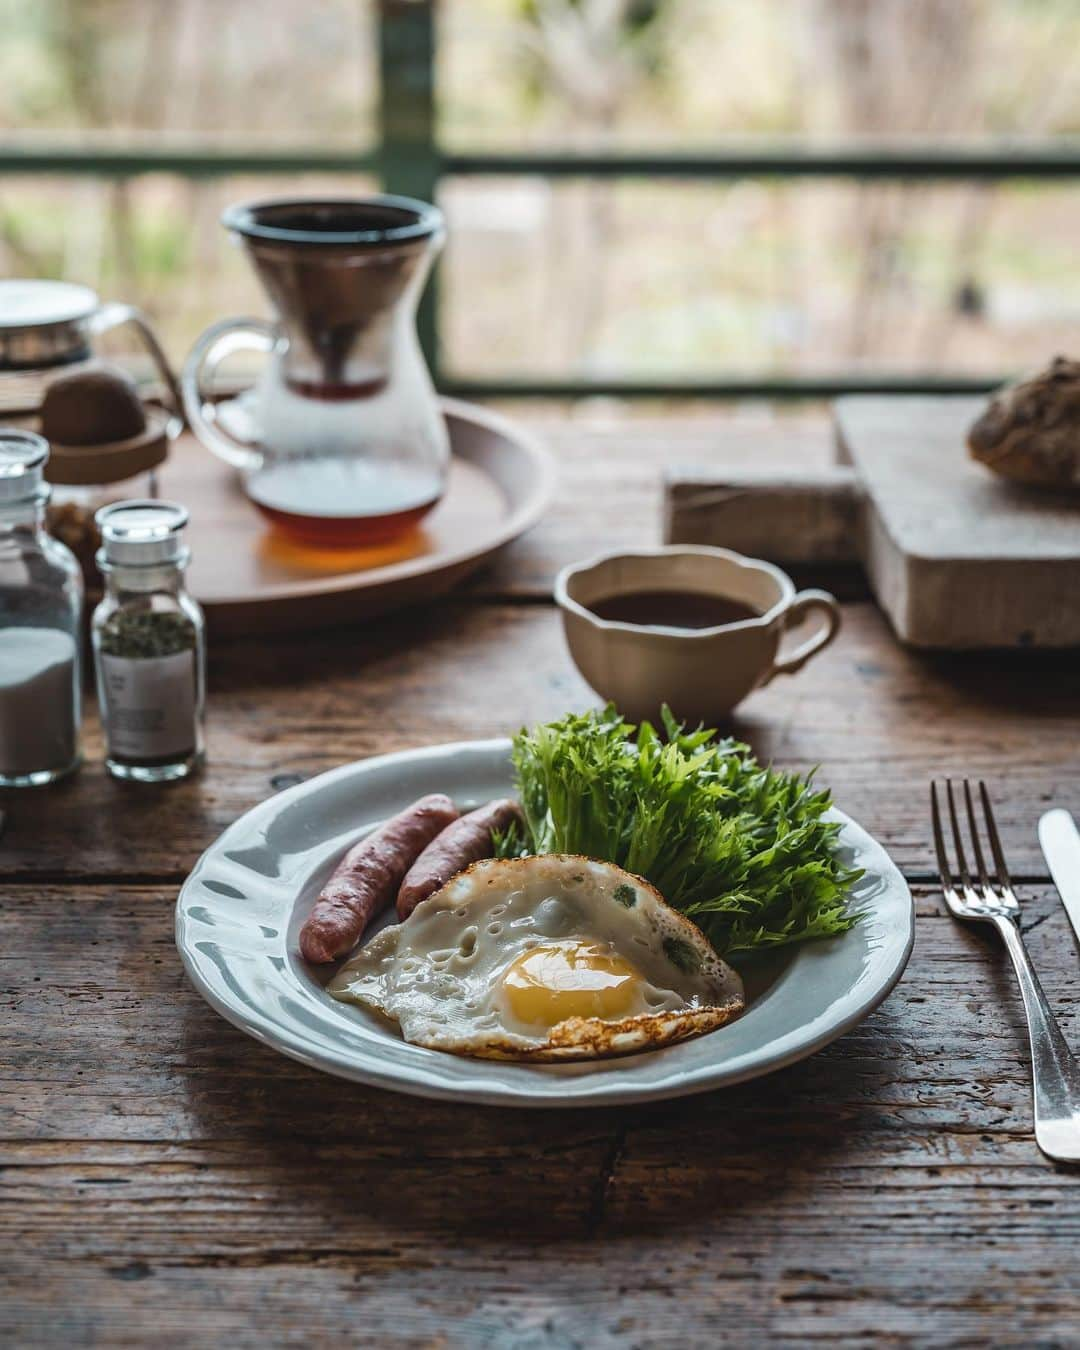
[[299, 795, 522, 964]]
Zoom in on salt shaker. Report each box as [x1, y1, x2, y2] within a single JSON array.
[[92, 500, 205, 782], [0, 429, 83, 787]]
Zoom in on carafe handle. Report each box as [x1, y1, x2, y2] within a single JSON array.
[[90, 302, 184, 431], [181, 317, 277, 470]]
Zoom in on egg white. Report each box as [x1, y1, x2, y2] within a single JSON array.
[[328, 854, 745, 1061]]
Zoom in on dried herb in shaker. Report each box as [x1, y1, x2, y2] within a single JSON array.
[[92, 500, 206, 783], [99, 609, 196, 660]]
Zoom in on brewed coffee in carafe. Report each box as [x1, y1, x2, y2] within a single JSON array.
[[182, 196, 450, 547], [244, 457, 443, 548]]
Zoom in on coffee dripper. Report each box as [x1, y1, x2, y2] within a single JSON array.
[[182, 196, 449, 547]]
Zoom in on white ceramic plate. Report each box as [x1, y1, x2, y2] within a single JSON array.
[[176, 740, 914, 1107]]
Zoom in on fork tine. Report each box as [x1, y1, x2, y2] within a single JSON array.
[[979, 781, 1013, 892], [930, 782, 954, 889], [963, 779, 992, 890], [945, 779, 972, 889]]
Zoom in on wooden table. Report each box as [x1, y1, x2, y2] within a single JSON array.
[[4, 416, 1079, 1347]]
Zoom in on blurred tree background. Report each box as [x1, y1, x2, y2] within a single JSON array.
[[2, 0, 1079, 389]]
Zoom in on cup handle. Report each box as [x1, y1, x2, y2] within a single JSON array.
[[762, 588, 841, 683], [90, 301, 184, 431], [180, 317, 277, 470]]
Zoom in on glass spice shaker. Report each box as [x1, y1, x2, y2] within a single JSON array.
[[91, 500, 205, 782], [0, 429, 83, 786]]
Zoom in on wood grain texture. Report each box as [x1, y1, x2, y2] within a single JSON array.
[[3, 412, 1079, 1348], [1, 882, 1077, 1346]]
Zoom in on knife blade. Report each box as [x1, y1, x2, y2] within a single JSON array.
[[1038, 808, 1080, 947]]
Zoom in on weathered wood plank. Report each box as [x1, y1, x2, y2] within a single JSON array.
[[1, 880, 1078, 1345], [1, 1244, 1077, 1349], [2, 602, 1077, 880]]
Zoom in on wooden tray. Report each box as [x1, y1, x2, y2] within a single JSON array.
[[159, 398, 555, 636], [665, 395, 1080, 649]]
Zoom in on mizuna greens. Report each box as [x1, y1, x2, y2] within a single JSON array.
[[497, 705, 862, 959]]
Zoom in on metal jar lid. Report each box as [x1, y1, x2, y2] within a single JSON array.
[[0, 280, 100, 372], [0, 428, 50, 504], [95, 499, 190, 568]]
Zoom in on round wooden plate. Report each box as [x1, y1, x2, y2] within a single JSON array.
[[158, 398, 556, 636]]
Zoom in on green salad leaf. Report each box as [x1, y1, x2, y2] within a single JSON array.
[[497, 704, 862, 958]]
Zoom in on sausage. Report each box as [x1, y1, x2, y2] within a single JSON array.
[[300, 793, 459, 963], [396, 797, 523, 920]]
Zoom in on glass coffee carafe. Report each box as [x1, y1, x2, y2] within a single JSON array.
[[181, 196, 449, 547]]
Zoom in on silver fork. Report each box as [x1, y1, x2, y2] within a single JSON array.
[[932, 779, 1080, 1164]]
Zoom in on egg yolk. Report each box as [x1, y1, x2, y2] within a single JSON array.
[[500, 941, 642, 1028]]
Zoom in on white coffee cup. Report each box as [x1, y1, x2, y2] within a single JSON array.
[[555, 546, 841, 724]]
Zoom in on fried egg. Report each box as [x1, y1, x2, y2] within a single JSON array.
[[328, 854, 745, 1061]]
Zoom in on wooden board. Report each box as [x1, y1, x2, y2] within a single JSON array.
[[664, 464, 862, 562], [157, 398, 554, 636], [666, 396, 1080, 648], [837, 396, 1080, 648]]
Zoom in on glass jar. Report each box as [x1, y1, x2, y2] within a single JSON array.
[[0, 429, 83, 787], [91, 500, 206, 783]]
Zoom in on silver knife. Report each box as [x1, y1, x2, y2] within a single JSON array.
[[1038, 808, 1080, 946]]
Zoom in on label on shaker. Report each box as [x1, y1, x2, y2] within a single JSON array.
[[100, 651, 196, 759]]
